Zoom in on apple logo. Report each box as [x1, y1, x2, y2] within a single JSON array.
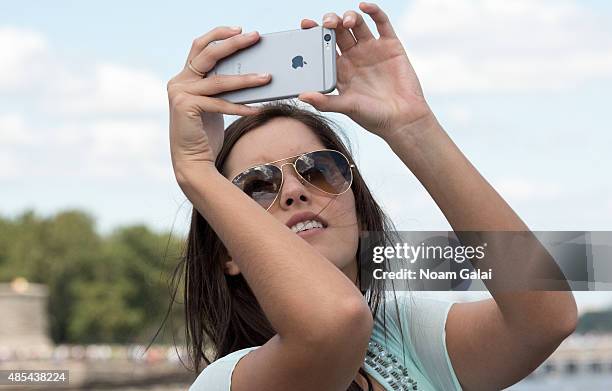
[[291, 55, 307, 69]]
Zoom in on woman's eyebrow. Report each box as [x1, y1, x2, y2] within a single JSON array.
[[227, 158, 271, 180], [225, 155, 269, 178], [228, 147, 323, 178]]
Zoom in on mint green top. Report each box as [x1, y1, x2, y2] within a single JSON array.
[[190, 295, 463, 390]]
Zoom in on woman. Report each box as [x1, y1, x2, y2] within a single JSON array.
[[166, 3, 577, 390]]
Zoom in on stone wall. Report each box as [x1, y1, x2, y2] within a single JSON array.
[[0, 282, 53, 350]]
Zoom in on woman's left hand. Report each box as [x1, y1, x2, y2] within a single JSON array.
[[298, 2, 434, 140]]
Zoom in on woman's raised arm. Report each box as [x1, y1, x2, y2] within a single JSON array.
[[299, 3, 577, 390], [168, 27, 373, 391]]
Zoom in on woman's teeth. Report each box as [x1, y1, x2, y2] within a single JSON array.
[[290, 219, 324, 233]]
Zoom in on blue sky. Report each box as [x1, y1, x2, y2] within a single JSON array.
[[1, 0, 612, 310]]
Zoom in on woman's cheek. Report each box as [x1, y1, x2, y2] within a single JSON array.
[[328, 192, 360, 264]]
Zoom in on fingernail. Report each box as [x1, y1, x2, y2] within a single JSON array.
[[230, 26, 241, 31], [345, 15, 355, 24], [257, 73, 269, 78], [323, 16, 333, 24], [246, 31, 258, 37]]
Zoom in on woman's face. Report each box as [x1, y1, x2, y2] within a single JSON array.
[[222, 117, 360, 280]]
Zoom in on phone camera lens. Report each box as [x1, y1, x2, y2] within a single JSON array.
[[324, 33, 331, 42]]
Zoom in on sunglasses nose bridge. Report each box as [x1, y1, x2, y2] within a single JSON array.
[[278, 161, 306, 186]]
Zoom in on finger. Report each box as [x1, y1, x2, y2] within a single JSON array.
[[175, 93, 261, 116], [191, 31, 261, 76], [322, 12, 356, 53], [175, 26, 244, 81], [303, 17, 341, 63], [298, 92, 349, 113], [300, 18, 318, 29], [200, 96, 261, 116], [359, 2, 397, 39], [342, 10, 374, 42], [180, 73, 271, 96], [186, 26, 243, 65]]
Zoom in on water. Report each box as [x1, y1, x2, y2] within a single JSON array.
[[86, 376, 612, 390], [88, 377, 612, 391], [91, 384, 190, 390], [508, 374, 612, 390]]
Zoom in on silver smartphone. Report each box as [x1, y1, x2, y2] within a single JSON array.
[[208, 26, 336, 104]]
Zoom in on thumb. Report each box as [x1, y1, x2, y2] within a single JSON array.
[[298, 92, 346, 113]]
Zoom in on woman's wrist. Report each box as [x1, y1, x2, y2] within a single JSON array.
[[173, 159, 219, 189], [382, 110, 444, 155]]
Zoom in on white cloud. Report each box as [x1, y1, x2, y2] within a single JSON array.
[[0, 27, 165, 115], [54, 63, 167, 114], [0, 115, 170, 181], [397, 0, 612, 93], [444, 104, 473, 124], [0, 153, 20, 179], [87, 119, 170, 179], [0, 27, 169, 181], [0, 114, 34, 145], [0, 114, 38, 180], [493, 177, 561, 202], [606, 199, 612, 214], [0, 27, 48, 90]]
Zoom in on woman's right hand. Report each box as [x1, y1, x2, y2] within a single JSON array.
[[167, 26, 271, 180]]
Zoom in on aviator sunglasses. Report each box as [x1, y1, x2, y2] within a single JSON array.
[[230, 149, 355, 210]]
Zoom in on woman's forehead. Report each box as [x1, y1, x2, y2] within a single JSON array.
[[224, 118, 326, 177]]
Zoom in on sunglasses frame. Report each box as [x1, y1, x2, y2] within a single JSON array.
[[230, 148, 356, 211]]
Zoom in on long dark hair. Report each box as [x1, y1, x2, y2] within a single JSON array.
[[166, 101, 402, 390]]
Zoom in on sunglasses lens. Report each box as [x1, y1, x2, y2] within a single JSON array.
[[295, 150, 352, 194], [232, 165, 282, 209]]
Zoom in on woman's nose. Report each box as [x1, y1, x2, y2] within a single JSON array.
[[278, 164, 311, 209]]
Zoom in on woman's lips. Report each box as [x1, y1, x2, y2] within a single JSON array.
[[296, 226, 326, 238]]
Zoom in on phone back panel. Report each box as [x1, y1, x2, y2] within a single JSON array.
[[209, 26, 335, 104]]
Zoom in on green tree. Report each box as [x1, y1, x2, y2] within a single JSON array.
[[0, 209, 185, 345]]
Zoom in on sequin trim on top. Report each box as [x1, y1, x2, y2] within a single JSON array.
[[365, 341, 419, 391]]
